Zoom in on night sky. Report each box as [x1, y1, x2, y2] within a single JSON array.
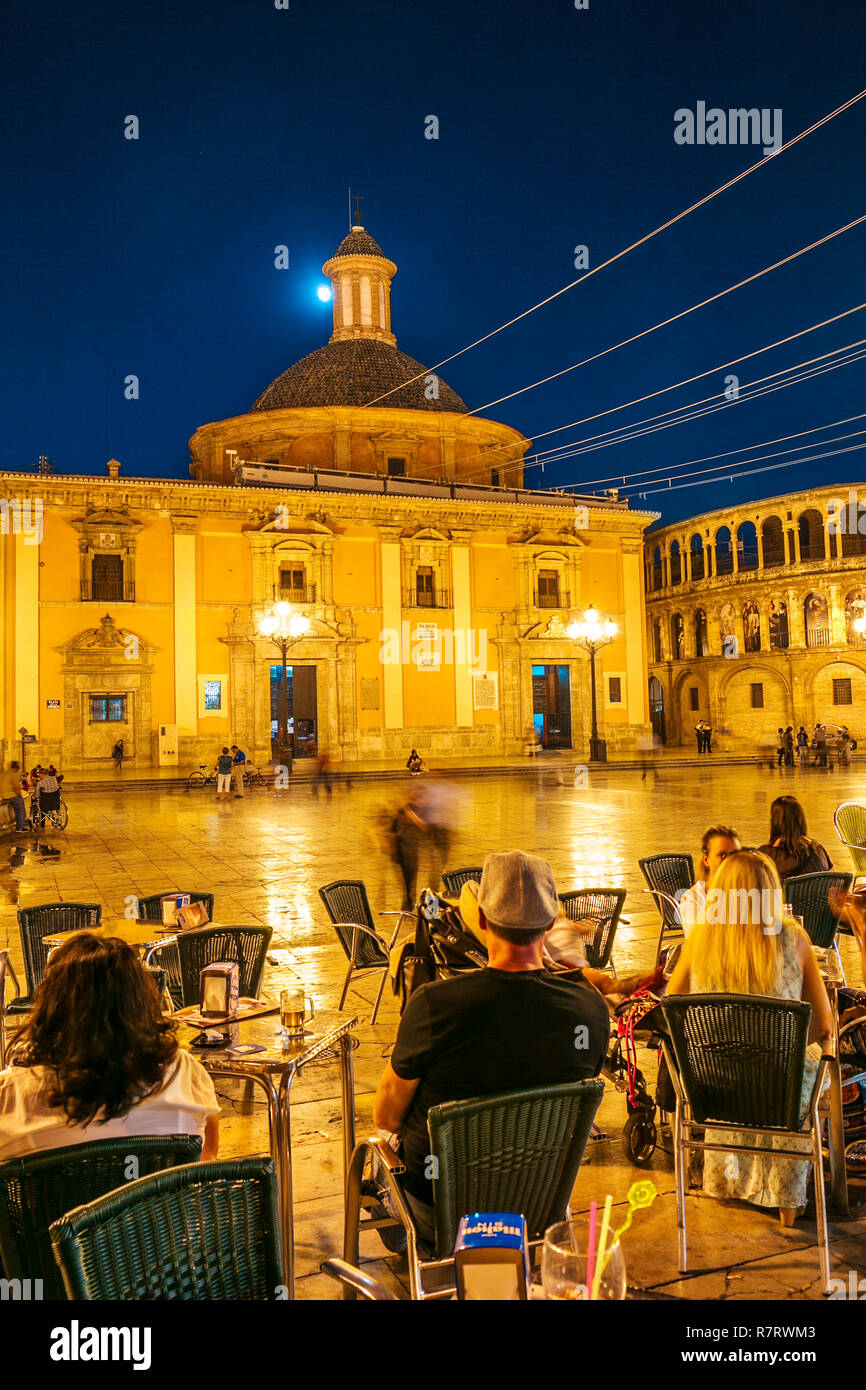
[[2, 0, 864, 528]]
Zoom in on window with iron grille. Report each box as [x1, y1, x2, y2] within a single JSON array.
[[387, 457, 406, 476], [833, 677, 853, 706], [90, 695, 126, 722], [279, 568, 305, 599], [608, 677, 622, 704], [689, 687, 699, 711], [537, 570, 560, 607], [415, 567, 435, 607], [91, 553, 123, 601], [750, 683, 764, 709], [204, 680, 222, 712]]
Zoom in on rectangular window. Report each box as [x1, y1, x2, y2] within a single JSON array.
[[750, 683, 764, 709], [416, 566, 435, 607], [537, 570, 560, 608], [387, 457, 406, 476], [90, 695, 126, 722], [491, 468, 500, 487], [280, 568, 305, 598], [91, 553, 123, 601], [833, 677, 853, 706], [689, 687, 699, 711], [204, 680, 222, 712], [608, 677, 622, 704]]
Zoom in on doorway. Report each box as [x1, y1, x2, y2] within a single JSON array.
[[270, 664, 318, 757], [648, 675, 666, 745], [531, 664, 572, 749]]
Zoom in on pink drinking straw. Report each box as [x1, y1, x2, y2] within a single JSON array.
[[586, 1200, 598, 1299]]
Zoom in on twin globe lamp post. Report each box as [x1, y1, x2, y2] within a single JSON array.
[[257, 602, 311, 769], [566, 608, 618, 763]]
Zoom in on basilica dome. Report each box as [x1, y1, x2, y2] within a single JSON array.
[[250, 338, 467, 413]]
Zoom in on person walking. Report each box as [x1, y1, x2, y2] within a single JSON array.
[[814, 724, 827, 768], [230, 743, 246, 799], [216, 747, 233, 800], [312, 751, 334, 797], [112, 738, 124, 771], [384, 790, 427, 911], [796, 726, 809, 767]]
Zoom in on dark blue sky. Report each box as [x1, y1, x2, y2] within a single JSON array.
[[2, 0, 864, 527]]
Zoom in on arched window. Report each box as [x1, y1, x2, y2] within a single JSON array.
[[671, 612, 685, 660], [743, 601, 761, 653], [737, 521, 759, 572], [845, 588, 866, 644], [651, 617, 663, 662], [798, 509, 826, 562], [689, 533, 705, 581], [694, 608, 708, 656], [650, 544, 663, 591], [715, 526, 733, 575], [669, 540, 682, 586], [804, 592, 830, 648], [761, 516, 785, 568], [768, 600, 789, 650]]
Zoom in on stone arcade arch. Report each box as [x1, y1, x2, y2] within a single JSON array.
[[718, 662, 792, 749]]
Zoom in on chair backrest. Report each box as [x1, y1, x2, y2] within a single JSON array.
[[318, 881, 386, 969], [0, 1135, 202, 1300], [639, 855, 695, 927], [834, 803, 866, 871], [427, 1079, 604, 1259], [441, 867, 483, 897], [784, 871, 853, 949], [175, 926, 273, 1006], [558, 888, 627, 968], [50, 1157, 281, 1300], [135, 891, 215, 924], [17, 903, 102, 996], [661, 994, 811, 1131]]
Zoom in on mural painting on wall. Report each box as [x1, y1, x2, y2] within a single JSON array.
[[672, 612, 685, 659], [768, 600, 789, 650], [845, 589, 866, 640], [719, 602, 738, 659], [743, 602, 760, 653], [804, 593, 829, 643]]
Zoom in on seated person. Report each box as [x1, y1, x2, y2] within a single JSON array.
[[372, 850, 610, 1246], [677, 825, 741, 934], [828, 885, 866, 1033], [758, 795, 832, 878], [0, 933, 220, 1161], [32, 766, 61, 825], [668, 851, 832, 1227]]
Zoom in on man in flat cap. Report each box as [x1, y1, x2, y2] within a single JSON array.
[[372, 849, 609, 1247]]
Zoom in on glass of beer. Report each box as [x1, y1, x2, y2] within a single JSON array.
[[280, 986, 315, 1039]]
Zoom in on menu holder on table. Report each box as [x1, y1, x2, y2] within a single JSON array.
[[175, 996, 280, 1030]]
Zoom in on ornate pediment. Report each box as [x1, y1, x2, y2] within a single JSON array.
[[404, 527, 450, 545], [59, 613, 156, 663], [69, 508, 143, 545]]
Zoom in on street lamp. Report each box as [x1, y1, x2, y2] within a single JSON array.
[[257, 602, 311, 768], [567, 607, 618, 763]]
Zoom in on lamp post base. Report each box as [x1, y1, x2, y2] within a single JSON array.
[[588, 736, 607, 763]]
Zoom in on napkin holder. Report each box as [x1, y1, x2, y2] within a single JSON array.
[[454, 1213, 529, 1300], [199, 962, 240, 1021]]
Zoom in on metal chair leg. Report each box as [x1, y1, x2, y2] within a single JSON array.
[[338, 959, 354, 1011], [811, 1122, 832, 1294], [673, 1103, 688, 1273], [370, 965, 388, 1025], [343, 1140, 369, 1301]]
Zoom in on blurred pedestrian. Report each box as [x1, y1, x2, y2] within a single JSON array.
[[312, 751, 334, 796]]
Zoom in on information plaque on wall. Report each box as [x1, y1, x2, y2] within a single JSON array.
[[360, 677, 380, 710], [473, 674, 498, 710]]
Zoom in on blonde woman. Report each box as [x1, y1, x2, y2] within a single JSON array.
[[667, 851, 832, 1227]]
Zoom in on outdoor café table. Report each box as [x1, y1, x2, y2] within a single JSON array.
[[181, 1009, 359, 1298], [41, 919, 177, 954], [814, 947, 849, 1216]]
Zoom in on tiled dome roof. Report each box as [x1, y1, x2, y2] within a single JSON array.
[[250, 339, 467, 413], [331, 227, 387, 259]]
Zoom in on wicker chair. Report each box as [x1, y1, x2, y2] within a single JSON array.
[[135, 891, 216, 923], [319, 880, 413, 1024], [558, 888, 627, 972], [344, 1079, 604, 1300], [0, 1135, 202, 1300], [661, 994, 833, 1293], [638, 855, 695, 964], [784, 871, 853, 980], [0, 950, 22, 1069], [50, 1157, 281, 1300], [10, 903, 102, 1012], [440, 867, 483, 898], [833, 803, 866, 910], [146, 926, 272, 1009]]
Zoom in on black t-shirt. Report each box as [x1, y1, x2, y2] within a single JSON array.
[[758, 839, 832, 879], [390, 968, 610, 1201]]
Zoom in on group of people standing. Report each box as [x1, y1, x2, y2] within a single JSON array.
[[776, 724, 854, 769], [216, 745, 246, 799], [0, 761, 63, 832], [694, 719, 713, 753]]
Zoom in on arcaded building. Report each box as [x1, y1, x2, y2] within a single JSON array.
[[644, 483, 866, 747], [0, 221, 654, 770]]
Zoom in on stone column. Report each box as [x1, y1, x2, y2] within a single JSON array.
[[787, 588, 805, 647], [172, 517, 198, 742], [450, 529, 474, 728], [622, 537, 649, 728], [827, 584, 846, 644], [14, 531, 40, 738], [379, 524, 404, 730], [758, 605, 771, 653]]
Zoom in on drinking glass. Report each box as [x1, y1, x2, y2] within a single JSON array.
[[280, 987, 315, 1038], [541, 1220, 626, 1301]]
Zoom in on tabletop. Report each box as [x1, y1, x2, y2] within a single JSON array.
[[179, 1009, 359, 1078], [41, 919, 177, 949]]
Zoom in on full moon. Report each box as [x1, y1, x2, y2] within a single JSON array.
[[316, 285, 332, 302]]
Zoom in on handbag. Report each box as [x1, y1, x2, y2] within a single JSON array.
[[390, 905, 436, 1013]]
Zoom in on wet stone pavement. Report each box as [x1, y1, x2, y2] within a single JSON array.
[[2, 761, 864, 1300]]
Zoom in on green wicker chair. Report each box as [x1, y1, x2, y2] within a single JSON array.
[[146, 925, 272, 1009], [833, 803, 866, 915], [440, 867, 483, 897], [558, 887, 627, 972], [10, 903, 102, 1013], [661, 994, 833, 1294], [319, 880, 414, 1023], [344, 1079, 604, 1300], [0, 1135, 202, 1300], [639, 855, 694, 964], [784, 871, 853, 977], [50, 1157, 281, 1300], [135, 891, 215, 923]]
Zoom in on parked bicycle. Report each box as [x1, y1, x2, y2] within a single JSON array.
[[188, 763, 268, 789]]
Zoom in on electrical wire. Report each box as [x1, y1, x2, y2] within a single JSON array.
[[628, 440, 866, 497]]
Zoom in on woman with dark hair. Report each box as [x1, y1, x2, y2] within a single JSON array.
[[0, 934, 220, 1161], [758, 794, 833, 878]]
